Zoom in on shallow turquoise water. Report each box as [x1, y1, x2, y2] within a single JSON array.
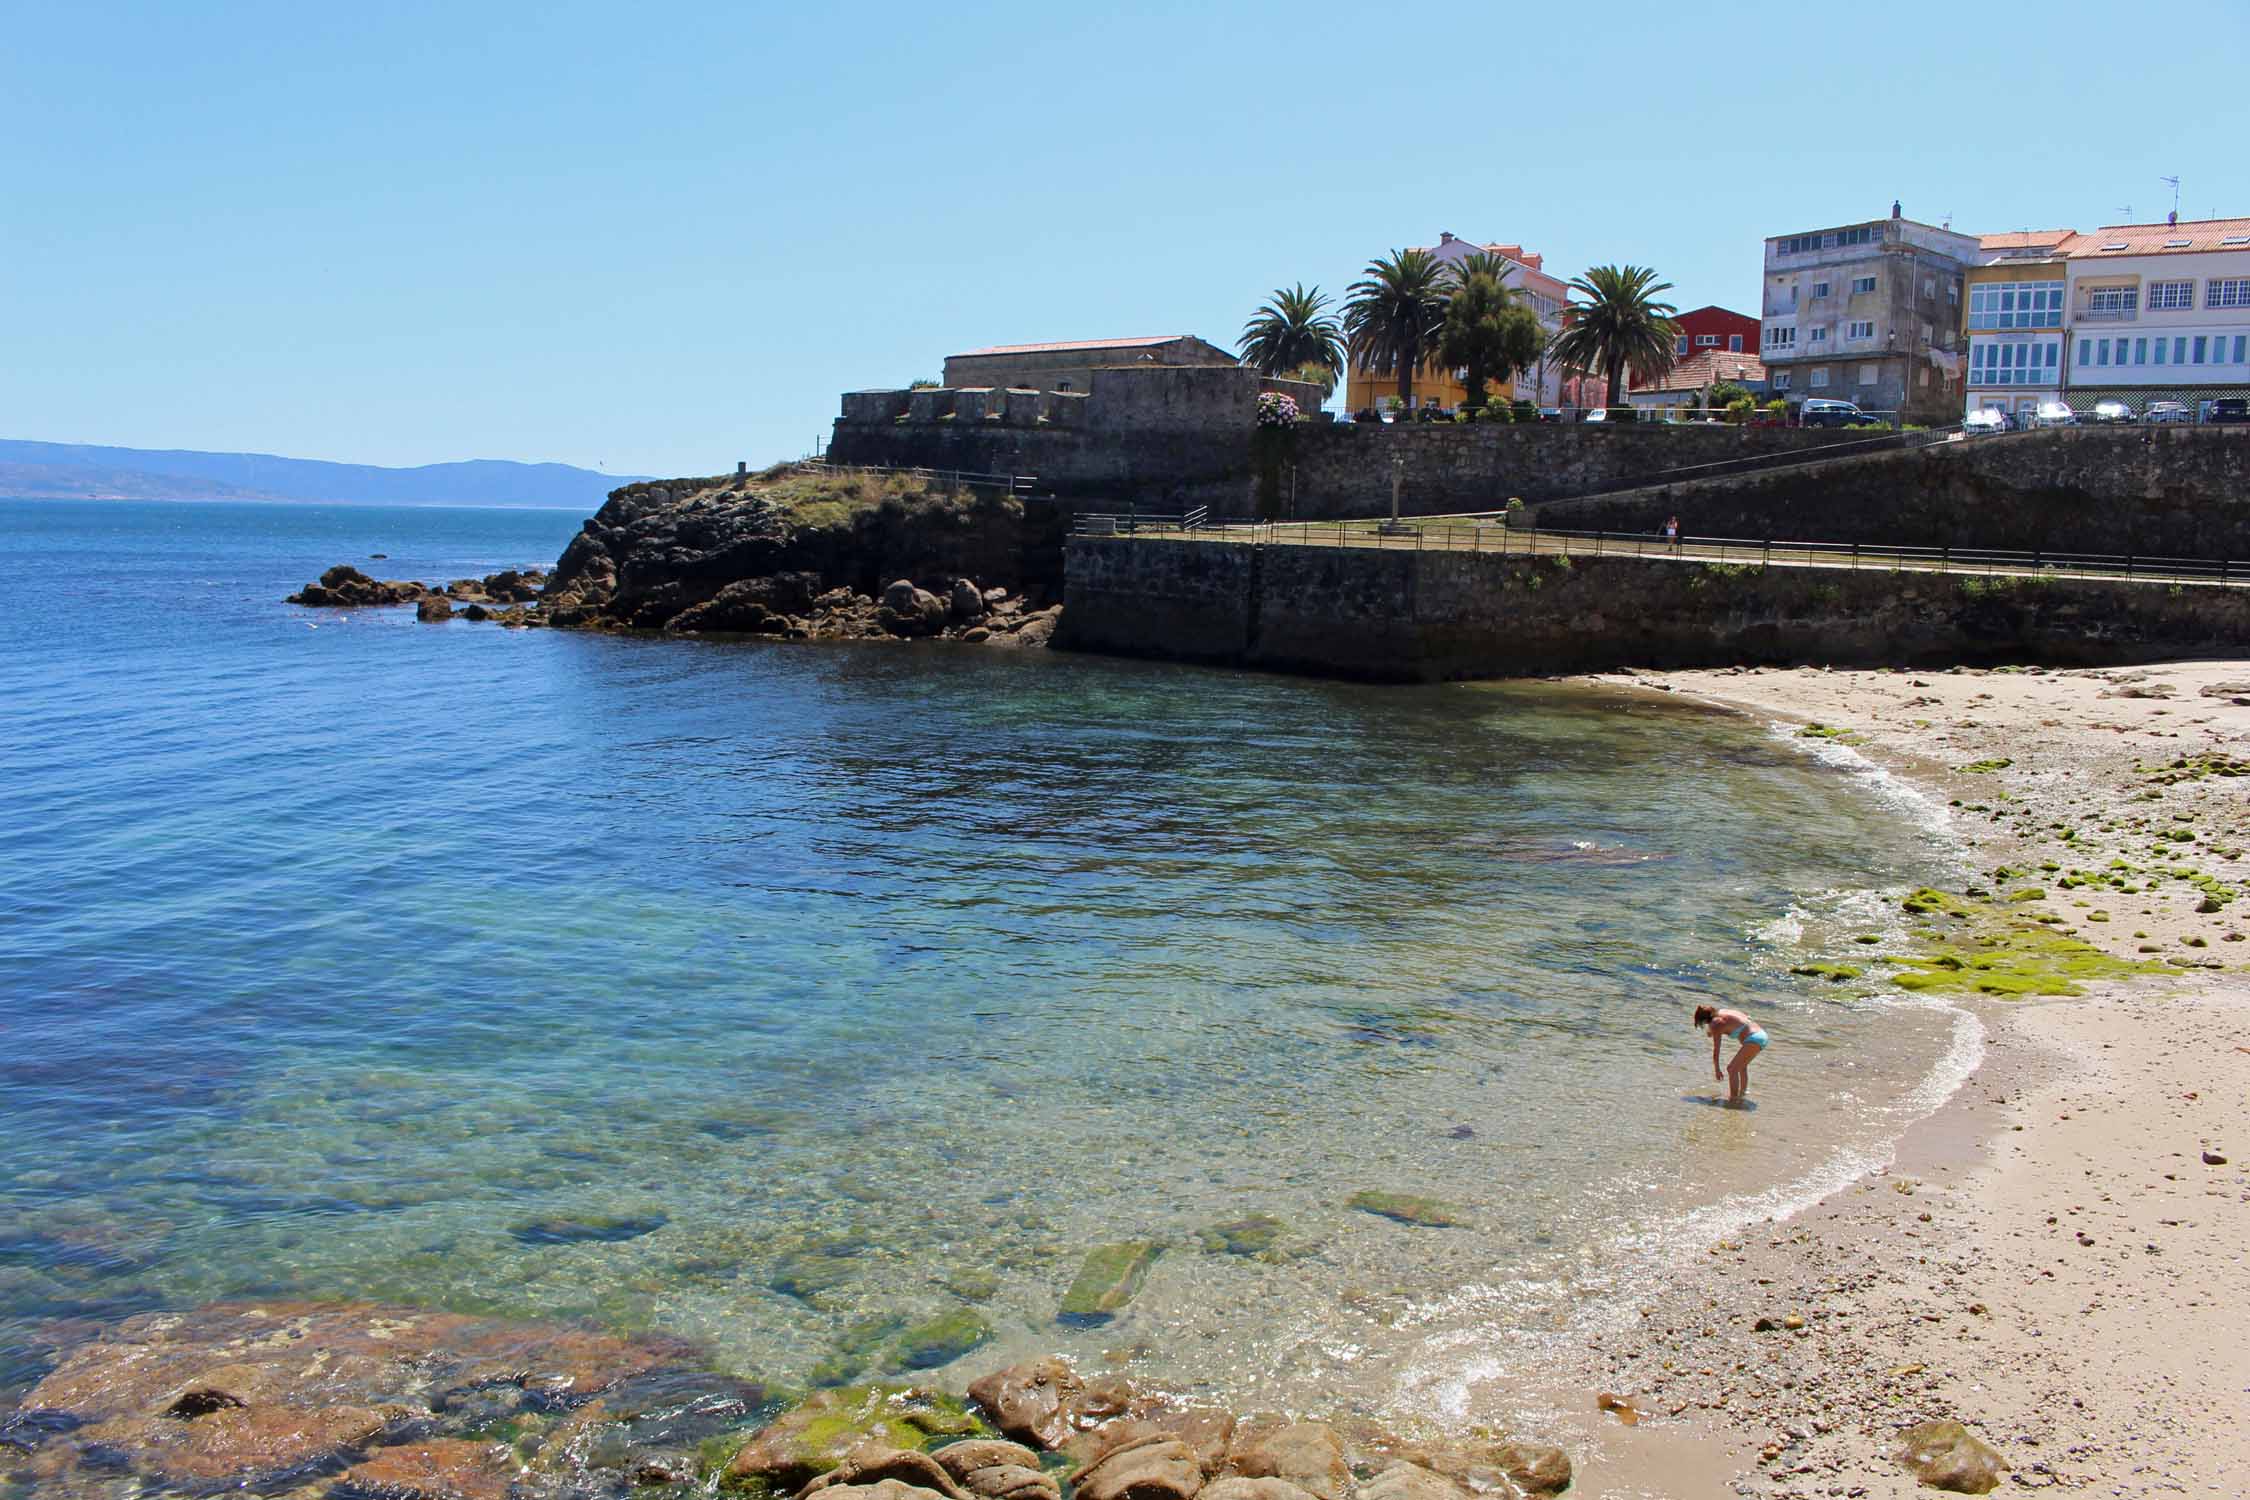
[[0, 498, 1961, 1418]]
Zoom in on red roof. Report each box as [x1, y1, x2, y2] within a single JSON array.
[[1631, 347, 1767, 394], [1980, 230, 2075, 251], [954, 336, 1196, 357]]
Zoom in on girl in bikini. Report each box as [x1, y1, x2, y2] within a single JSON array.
[[1693, 1004, 1767, 1105]]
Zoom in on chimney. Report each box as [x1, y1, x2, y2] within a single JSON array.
[[1439, 231, 1455, 244], [2168, 209, 2178, 227], [1891, 199, 1902, 219]]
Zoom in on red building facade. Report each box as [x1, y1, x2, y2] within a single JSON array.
[[1669, 305, 1759, 359]]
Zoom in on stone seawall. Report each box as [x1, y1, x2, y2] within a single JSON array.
[[1528, 426, 2250, 559], [1059, 537, 2250, 682]]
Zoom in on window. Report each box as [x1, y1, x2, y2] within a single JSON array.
[[2134, 337, 2148, 364], [1922, 321, 1934, 343], [1811, 280, 1831, 298], [1948, 282, 1959, 303], [2148, 281, 2193, 310], [1857, 363, 1878, 385], [1676, 334, 1689, 354], [1848, 320, 1875, 341], [1838, 225, 1875, 247], [2192, 336, 2207, 363], [2208, 278, 2250, 308], [1809, 367, 1830, 388], [2084, 286, 2138, 317], [1918, 368, 1930, 386], [2077, 338, 2091, 364], [1922, 277, 1936, 298], [2235, 336, 2247, 363], [1971, 338, 2062, 385], [2174, 337, 2188, 362], [1772, 370, 1791, 391], [1728, 334, 1743, 352], [2096, 339, 2111, 366], [1696, 334, 1719, 347], [1851, 276, 1877, 295], [1765, 324, 1796, 350], [1968, 280, 2065, 329], [1809, 326, 1829, 344], [2154, 338, 2168, 365]]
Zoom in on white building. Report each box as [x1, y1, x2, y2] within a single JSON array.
[[1963, 216, 2250, 420], [2062, 218, 2250, 416]]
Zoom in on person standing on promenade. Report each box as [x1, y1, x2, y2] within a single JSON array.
[[1693, 1004, 1766, 1105]]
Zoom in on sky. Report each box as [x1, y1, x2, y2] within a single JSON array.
[[5, 2, 2248, 477]]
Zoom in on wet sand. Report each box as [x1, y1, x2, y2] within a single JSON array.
[[1532, 661, 2250, 1496]]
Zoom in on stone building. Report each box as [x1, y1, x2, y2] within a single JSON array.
[[1759, 204, 1978, 422], [941, 335, 1239, 395]]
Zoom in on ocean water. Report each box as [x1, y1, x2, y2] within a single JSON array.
[[0, 498, 1965, 1425]]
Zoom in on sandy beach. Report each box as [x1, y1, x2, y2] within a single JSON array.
[[1522, 660, 2250, 1496]]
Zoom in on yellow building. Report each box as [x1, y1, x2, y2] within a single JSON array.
[[1342, 233, 1573, 413]]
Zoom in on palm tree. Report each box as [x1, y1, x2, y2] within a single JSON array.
[[1436, 258, 1547, 411], [1343, 249, 1450, 408], [1547, 264, 1682, 410], [1237, 284, 1345, 394]]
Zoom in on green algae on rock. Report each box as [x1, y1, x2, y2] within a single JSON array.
[[1058, 1242, 1163, 1325], [1797, 723, 1865, 745], [1885, 887, 2169, 998], [807, 1313, 912, 1387], [1789, 963, 1862, 984], [896, 1308, 996, 1370], [1346, 1192, 1467, 1228], [769, 1239, 863, 1306], [721, 1385, 984, 1494], [1195, 1214, 1287, 1258]]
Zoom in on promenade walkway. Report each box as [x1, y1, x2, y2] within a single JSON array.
[[1076, 513, 2248, 590]]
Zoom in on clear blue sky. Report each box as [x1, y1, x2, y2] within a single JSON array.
[[6, 2, 2246, 477]]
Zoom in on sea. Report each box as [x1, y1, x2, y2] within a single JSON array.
[[0, 497, 1976, 1428]]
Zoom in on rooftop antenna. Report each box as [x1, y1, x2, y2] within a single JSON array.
[[2160, 175, 2181, 225]]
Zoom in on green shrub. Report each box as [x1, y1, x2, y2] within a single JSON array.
[[1725, 396, 1755, 424], [1511, 399, 1537, 423], [1607, 406, 1639, 423]]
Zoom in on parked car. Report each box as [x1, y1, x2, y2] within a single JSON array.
[[2030, 401, 2078, 428], [2089, 399, 2135, 425], [1963, 408, 2013, 436], [1537, 407, 1564, 424], [2145, 400, 2192, 423], [1581, 406, 1607, 423], [1799, 398, 1870, 428], [2208, 398, 2250, 424]]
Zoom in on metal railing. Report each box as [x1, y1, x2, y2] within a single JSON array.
[[1073, 507, 1210, 536], [1517, 422, 1961, 502], [1088, 516, 2245, 588], [807, 460, 1041, 495]]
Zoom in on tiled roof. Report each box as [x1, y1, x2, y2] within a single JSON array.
[[1631, 347, 1767, 394], [954, 336, 1194, 356], [2062, 218, 2250, 257], [1672, 304, 1758, 322], [1980, 230, 2075, 251]]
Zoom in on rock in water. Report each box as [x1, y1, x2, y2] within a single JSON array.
[[416, 596, 456, 622], [1357, 1463, 1467, 1500], [723, 1386, 981, 1494], [1225, 1421, 1350, 1500], [950, 579, 986, 620], [1344, 1192, 1466, 1228], [1073, 1435, 1204, 1500], [966, 1358, 1082, 1449], [1894, 1419, 2004, 1494], [894, 1309, 995, 1370], [1059, 1242, 1163, 1325], [1194, 1215, 1285, 1258]]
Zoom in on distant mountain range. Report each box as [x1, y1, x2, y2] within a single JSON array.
[[0, 438, 653, 508]]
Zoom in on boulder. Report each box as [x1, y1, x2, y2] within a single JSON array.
[[961, 626, 991, 644], [286, 564, 430, 607], [949, 580, 986, 620], [1058, 1243, 1163, 1325], [1356, 1464, 1467, 1500], [803, 1445, 968, 1500], [932, 1444, 1058, 1500], [1064, 1406, 1235, 1478], [966, 1359, 1082, 1450], [894, 1309, 994, 1371], [1406, 1439, 1571, 1497], [415, 597, 456, 622], [724, 1387, 981, 1495], [806, 1481, 958, 1500], [1074, 1435, 1204, 1500], [1201, 1482, 1319, 1500], [1894, 1419, 2004, 1494], [1224, 1422, 1349, 1500]]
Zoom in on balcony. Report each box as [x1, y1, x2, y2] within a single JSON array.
[[2078, 306, 2137, 323]]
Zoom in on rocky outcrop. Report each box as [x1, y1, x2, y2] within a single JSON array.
[[287, 565, 549, 609], [3, 1303, 1585, 1500]]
